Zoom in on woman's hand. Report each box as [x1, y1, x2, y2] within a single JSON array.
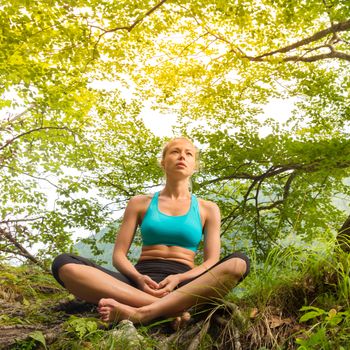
[[135, 275, 162, 296], [157, 274, 181, 296], [135, 274, 181, 297]]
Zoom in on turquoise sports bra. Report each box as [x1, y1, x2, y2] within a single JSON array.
[[140, 192, 203, 252]]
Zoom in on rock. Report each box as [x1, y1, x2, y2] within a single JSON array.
[[109, 320, 145, 349]]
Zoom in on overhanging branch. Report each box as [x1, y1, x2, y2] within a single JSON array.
[[246, 47, 350, 63], [88, 0, 168, 63], [0, 126, 75, 151], [0, 226, 49, 271], [201, 159, 350, 187], [251, 19, 350, 60], [91, 0, 168, 34], [0, 104, 36, 129]]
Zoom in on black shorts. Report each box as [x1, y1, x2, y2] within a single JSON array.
[[51, 252, 250, 289]]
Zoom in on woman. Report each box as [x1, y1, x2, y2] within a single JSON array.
[[52, 137, 249, 325]]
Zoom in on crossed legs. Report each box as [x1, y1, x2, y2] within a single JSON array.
[[57, 263, 159, 306], [57, 262, 193, 328], [98, 257, 248, 324], [53, 253, 249, 324]]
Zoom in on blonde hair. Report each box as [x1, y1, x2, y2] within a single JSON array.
[[161, 137, 200, 171]]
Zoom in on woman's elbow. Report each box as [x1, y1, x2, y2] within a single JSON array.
[[112, 250, 126, 269]]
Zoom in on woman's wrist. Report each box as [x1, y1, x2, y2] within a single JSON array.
[[114, 260, 143, 283], [132, 272, 147, 285], [176, 264, 208, 283], [175, 273, 186, 283]]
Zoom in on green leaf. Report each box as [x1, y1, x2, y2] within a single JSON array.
[[28, 331, 47, 350], [299, 306, 327, 322]]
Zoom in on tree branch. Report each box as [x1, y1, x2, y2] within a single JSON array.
[[201, 159, 350, 187], [258, 200, 284, 211], [258, 171, 297, 211], [0, 217, 44, 224], [0, 226, 49, 271], [2, 165, 63, 191], [0, 126, 74, 151], [283, 50, 350, 63], [93, 0, 168, 34], [253, 173, 276, 243], [0, 104, 36, 130], [87, 0, 168, 65], [249, 19, 350, 60]]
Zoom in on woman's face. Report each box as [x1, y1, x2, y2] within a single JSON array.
[[161, 139, 197, 177]]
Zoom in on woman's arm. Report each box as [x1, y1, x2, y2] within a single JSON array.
[[113, 196, 160, 293], [112, 196, 142, 279], [158, 201, 221, 292]]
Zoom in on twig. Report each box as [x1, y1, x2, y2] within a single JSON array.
[[1, 104, 35, 128], [0, 126, 74, 151]]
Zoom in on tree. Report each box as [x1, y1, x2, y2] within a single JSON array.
[[1, 0, 349, 265]]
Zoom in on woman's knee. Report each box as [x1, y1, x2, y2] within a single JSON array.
[[51, 253, 81, 286], [52, 253, 74, 274], [221, 258, 247, 279]]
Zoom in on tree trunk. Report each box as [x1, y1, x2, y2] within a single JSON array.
[[336, 214, 350, 252]]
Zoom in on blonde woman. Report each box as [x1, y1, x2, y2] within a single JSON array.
[[52, 137, 249, 324]]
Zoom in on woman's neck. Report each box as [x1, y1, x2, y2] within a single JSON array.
[[161, 180, 191, 199]]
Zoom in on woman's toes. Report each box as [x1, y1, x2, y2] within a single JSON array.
[[171, 316, 182, 330], [181, 312, 191, 322]]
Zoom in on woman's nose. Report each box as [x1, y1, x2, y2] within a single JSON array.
[[178, 152, 185, 159]]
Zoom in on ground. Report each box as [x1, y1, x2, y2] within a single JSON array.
[[1, 254, 348, 350]]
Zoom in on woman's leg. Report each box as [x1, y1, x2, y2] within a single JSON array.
[[52, 254, 159, 307], [59, 264, 161, 306], [99, 254, 249, 323], [178, 251, 250, 287]]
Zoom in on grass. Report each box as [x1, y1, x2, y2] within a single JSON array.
[[225, 239, 350, 349], [2, 239, 350, 349]]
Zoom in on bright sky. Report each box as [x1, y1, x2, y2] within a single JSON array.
[[141, 97, 296, 137], [89, 79, 297, 137], [141, 103, 178, 137]]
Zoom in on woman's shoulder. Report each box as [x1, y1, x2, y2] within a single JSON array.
[[197, 197, 220, 215], [197, 198, 221, 226], [129, 194, 153, 202], [127, 194, 154, 208]]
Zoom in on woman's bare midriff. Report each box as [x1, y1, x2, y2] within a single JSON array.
[[139, 245, 195, 268]]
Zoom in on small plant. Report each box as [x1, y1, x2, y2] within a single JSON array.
[[64, 316, 103, 340], [28, 331, 48, 350], [296, 306, 350, 349], [11, 331, 47, 350]]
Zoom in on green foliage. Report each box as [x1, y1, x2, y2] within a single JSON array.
[[59, 316, 158, 350], [296, 307, 350, 349], [227, 240, 350, 349], [299, 306, 328, 323], [28, 331, 47, 350], [12, 338, 37, 350], [64, 316, 101, 340], [3, 244, 350, 349], [1, 0, 349, 266]]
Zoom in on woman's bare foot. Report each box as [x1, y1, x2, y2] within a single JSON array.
[[98, 298, 144, 323], [171, 311, 191, 330]]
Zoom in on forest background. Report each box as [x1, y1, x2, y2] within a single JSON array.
[[1, 0, 350, 349]]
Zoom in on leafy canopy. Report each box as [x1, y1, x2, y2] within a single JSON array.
[[1, 0, 349, 265]]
